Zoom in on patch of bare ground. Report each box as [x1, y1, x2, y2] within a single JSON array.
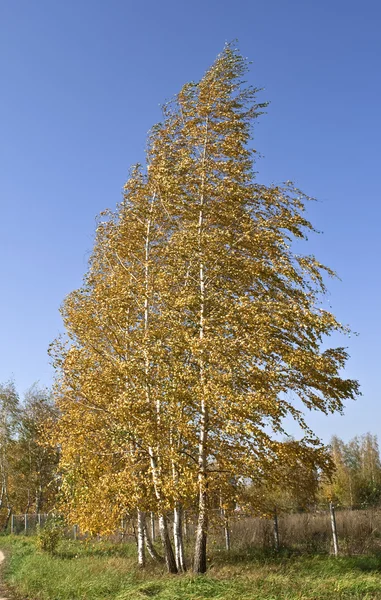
[[0, 550, 16, 600]]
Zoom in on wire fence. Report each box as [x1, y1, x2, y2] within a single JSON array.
[[10, 514, 80, 539], [10, 513, 48, 535], [9, 505, 381, 556]]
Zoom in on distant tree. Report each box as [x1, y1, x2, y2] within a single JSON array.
[[358, 433, 381, 507], [15, 385, 59, 514], [320, 434, 381, 509], [245, 440, 331, 515], [0, 380, 20, 528]]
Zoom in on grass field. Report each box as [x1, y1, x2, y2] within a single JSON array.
[[2, 536, 381, 599]]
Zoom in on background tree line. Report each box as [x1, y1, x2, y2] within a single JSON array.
[[246, 433, 381, 515], [320, 434, 381, 510], [0, 381, 58, 529]]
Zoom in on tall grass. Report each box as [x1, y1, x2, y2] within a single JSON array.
[[3, 536, 381, 599], [3, 508, 381, 599]]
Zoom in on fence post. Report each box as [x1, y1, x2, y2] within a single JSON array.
[[38, 513, 41, 528], [220, 508, 231, 551], [11, 514, 14, 535], [224, 516, 231, 551], [329, 502, 339, 556], [273, 508, 280, 552], [73, 525, 77, 540]]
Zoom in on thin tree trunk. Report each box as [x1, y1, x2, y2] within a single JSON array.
[[183, 510, 188, 542], [121, 518, 125, 542], [24, 488, 31, 515], [193, 118, 209, 574], [194, 477, 208, 573], [221, 507, 231, 551], [173, 503, 186, 572], [329, 502, 339, 557], [144, 521, 164, 563], [143, 195, 177, 574], [170, 440, 186, 572], [132, 519, 138, 545], [3, 507, 11, 532], [158, 513, 178, 573], [3, 486, 12, 532], [150, 512, 156, 542], [36, 484, 43, 514], [349, 475, 353, 510], [137, 509, 146, 567], [273, 508, 280, 552], [147, 448, 177, 572]]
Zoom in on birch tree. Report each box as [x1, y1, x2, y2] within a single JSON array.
[[320, 434, 381, 508], [51, 43, 359, 574], [0, 380, 20, 528], [147, 44, 359, 572], [50, 167, 181, 571], [16, 385, 59, 514]]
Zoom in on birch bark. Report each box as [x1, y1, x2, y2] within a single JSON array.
[[144, 520, 164, 563], [143, 193, 178, 574], [193, 118, 209, 574], [173, 503, 186, 571], [137, 509, 146, 567]]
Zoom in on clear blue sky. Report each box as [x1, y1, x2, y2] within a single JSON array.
[[1, 0, 380, 442]]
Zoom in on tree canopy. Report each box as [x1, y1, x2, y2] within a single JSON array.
[[49, 44, 359, 573]]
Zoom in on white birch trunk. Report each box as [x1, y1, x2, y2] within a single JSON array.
[[143, 194, 178, 574], [137, 509, 146, 567], [194, 400, 208, 573], [193, 118, 209, 574], [170, 433, 186, 572], [148, 449, 178, 572], [173, 503, 186, 572], [144, 520, 164, 563], [150, 512, 156, 542], [183, 510, 188, 541]]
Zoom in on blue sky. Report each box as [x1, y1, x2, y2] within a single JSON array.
[[1, 0, 380, 442]]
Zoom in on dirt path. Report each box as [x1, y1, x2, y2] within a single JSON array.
[[0, 551, 10, 600]]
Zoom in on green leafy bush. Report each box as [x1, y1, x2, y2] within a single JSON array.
[[36, 518, 63, 555]]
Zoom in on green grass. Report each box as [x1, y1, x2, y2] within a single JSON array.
[[2, 536, 381, 599]]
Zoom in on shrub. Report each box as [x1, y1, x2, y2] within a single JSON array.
[[36, 518, 64, 555]]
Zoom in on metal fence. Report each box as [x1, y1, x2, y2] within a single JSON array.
[[9, 513, 80, 539], [11, 505, 378, 557], [10, 513, 49, 535]]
